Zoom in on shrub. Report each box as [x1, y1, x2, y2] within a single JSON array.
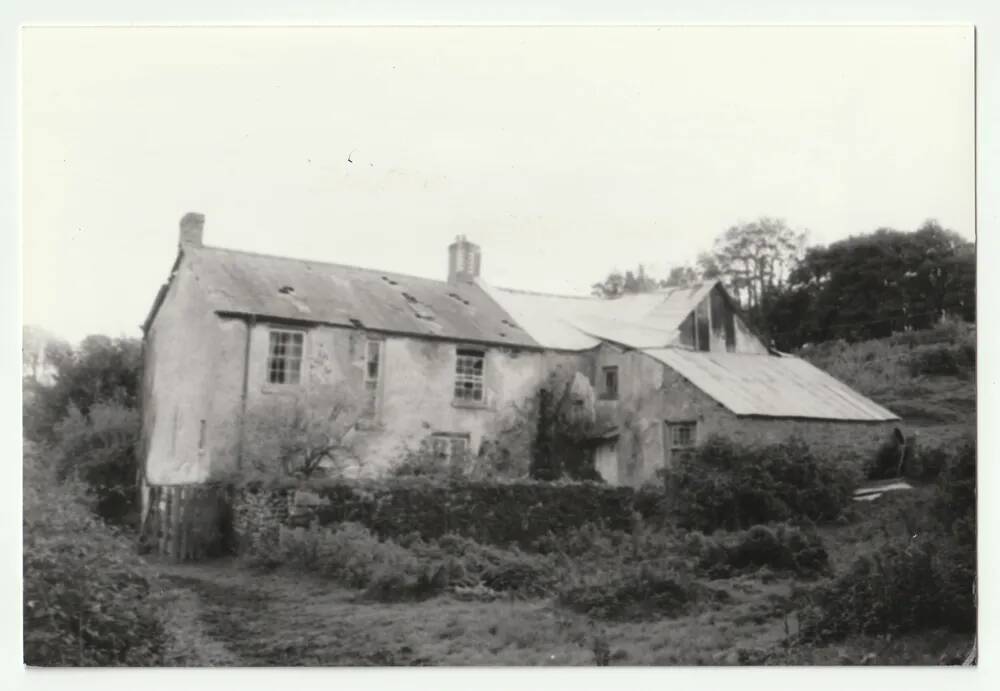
[[906, 345, 974, 377], [802, 439, 976, 641], [241, 476, 637, 548], [693, 524, 829, 579], [23, 446, 167, 666], [558, 562, 730, 621], [49, 402, 140, 524], [273, 521, 563, 600], [667, 436, 858, 532], [276, 522, 443, 601]]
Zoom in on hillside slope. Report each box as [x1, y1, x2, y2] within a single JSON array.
[[797, 320, 976, 448]]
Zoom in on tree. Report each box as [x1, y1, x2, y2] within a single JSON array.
[[240, 390, 363, 479], [663, 265, 700, 288], [530, 371, 600, 481], [24, 334, 142, 442], [766, 220, 975, 348], [704, 217, 806, 316], [590, 264, 662, 298], [22, 333, 144, 524]]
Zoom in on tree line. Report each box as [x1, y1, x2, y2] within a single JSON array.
[[590, 218, 975, 350]]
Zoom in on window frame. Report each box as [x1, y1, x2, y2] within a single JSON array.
[[667, 421, 698, 449], [362, 338, 383, 420], [453, 347, 486, 405], [601, 365, 619, 400], [664, 420, 698, 467], [265, 328, 306, 387], [430, 432, 471, 464]]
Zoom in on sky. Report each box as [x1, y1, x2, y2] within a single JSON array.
[[21, 26, 974, 344]]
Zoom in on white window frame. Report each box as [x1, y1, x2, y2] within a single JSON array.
[[266, 328, 305, 386], [454, 348, 486, 403]]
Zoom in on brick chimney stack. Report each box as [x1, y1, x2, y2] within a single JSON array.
[[447, 234, 481, 284], [179, 212, 205, 248]]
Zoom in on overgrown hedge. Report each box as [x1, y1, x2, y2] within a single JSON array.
[[803, 438, 976, 641], [235, 477, 637, 550], [665, 436, 859, 532], [23, 448, 167, 666]]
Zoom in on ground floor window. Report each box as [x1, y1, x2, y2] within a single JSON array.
[[431, 432, 470, 463], [666, 421, 698, 464]]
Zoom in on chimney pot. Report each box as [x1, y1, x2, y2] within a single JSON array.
[[179, 212, 205, 248]]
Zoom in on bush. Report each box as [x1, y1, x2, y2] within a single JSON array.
[[906, 344, 974, 377], [667, 436, 858, 532], [241, 476, 637, 548], [802, 439, 976, 641], [692, 524, 829, 579], [23, 446, 167, 666], [49, 402, 140, 524], [558, 562, 730, 621], [273, 521, 563, 600]]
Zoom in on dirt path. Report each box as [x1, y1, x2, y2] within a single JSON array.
[[150, 559, 796, 666], [150, 558, 971, 666]]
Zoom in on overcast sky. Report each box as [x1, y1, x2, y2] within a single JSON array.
[[21, 26, 974, 344]]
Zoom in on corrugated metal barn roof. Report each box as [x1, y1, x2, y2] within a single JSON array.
[[643, 347, 899, 421], [479, 280, 720, 350], [188, 246, 540, 348]]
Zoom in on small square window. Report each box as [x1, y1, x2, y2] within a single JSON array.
[[267, 330, 304, 385], [602, 366, 619, 400], [669, 422, 696, 448]]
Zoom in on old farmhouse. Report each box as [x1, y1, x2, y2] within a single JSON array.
[[141, 213, 899, 505]]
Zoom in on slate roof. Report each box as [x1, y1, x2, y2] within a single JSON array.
[[479, 280, 719, 350], [642, 347, 900, 422], [182, 245, 541, 348]]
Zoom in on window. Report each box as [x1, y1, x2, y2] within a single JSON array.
[[454, 348, 485, 402], [602, 366, 619, 400], [363, 339, 382, 417], [431, 433, 470, 462], [666, 421, 698, 463], [267, 330, 304, 384]]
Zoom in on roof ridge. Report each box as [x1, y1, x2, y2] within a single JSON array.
[[196, 244, 452, 287], [492, 285, 601, 300]]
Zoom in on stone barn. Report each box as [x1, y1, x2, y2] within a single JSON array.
[[139, 213, 899, 556]]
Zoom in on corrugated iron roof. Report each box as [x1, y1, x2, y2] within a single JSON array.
[[186, 246, 541, 348], [479, 280, 721, 350], [642, 347, 899, 421]]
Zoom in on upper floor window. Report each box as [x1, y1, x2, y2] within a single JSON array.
[[363, 339, 382, 417], [267, 329, 304, 385], [454, 348, 485, 402], [602, 366, 619, 400]]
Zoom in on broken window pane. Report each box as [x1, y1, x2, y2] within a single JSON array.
[[455, 349, 485, 402]]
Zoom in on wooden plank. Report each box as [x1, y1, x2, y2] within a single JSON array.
[[170, 487, 182, 560], [191, 489, 202, 560], [158, 488, 169, 557], [179, 488, 189, 561]]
